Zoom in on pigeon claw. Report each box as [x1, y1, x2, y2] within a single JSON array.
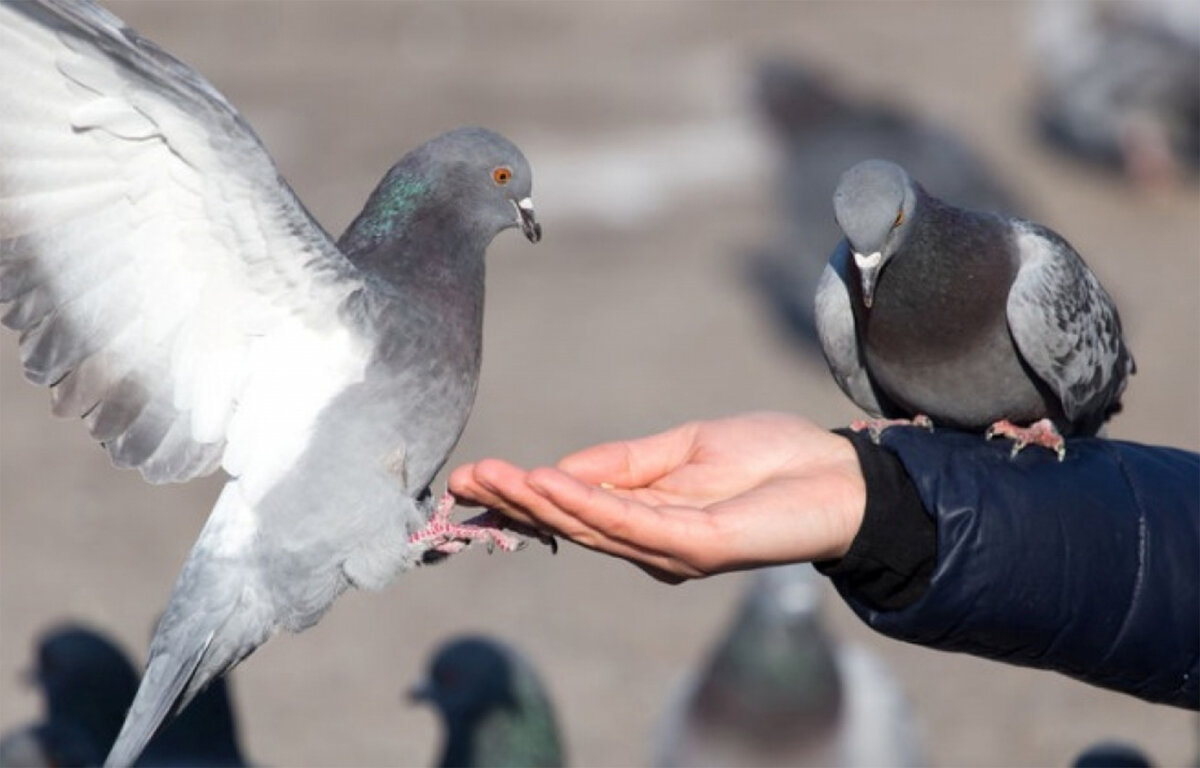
[[850, 414, 934, 443], [409, 494, 544, 562], [985, 418, 1066, 461]]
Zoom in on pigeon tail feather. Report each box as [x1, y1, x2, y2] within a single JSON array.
[[104, 632, 211, 768]]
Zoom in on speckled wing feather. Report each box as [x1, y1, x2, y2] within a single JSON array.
[[1006, 222, 1135, 428], [0, 0, 365, 484], [814, 240, 885, 417]]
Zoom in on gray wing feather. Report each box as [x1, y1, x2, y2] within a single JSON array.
[[1006, 222, 1134, 426], [0, 0, 363, 484], [814, 240, 885, 417]]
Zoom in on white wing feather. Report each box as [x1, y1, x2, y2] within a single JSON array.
[[0, 0, 368, 485]]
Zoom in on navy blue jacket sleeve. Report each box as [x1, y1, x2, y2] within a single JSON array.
[[823, 428, 1199, 710]]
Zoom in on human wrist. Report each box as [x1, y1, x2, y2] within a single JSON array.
[[815, 428, 936, 611], [824, 431, 868, 560]]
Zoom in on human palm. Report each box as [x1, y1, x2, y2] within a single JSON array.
[[449, 412, 865, 582]]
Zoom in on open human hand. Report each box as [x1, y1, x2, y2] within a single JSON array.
[[448, 412, 865, 583]]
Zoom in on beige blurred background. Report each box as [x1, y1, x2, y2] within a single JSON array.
[[2, 2, 1197, 766]]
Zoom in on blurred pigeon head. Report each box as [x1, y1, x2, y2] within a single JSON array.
[[1071, 739, 1155, 768], [31, 624, 141, 752], [411, 635, 565, 768]]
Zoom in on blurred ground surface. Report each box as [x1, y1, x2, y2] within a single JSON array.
[[2, 2, 1198, 766]]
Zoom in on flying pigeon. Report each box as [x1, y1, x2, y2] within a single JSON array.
[[0, 1, 541, 765], [815, 159, 1134, 457], [747, 58, 1021, 353], [410, 635, 566, 768], [654, 564, 924, 767], [0, 624, 248, 768]]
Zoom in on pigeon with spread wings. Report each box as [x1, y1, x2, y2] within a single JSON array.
[[0, 1, 541, 765]]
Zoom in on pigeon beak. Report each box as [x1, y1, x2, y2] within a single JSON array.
[[407, 681, 433, 704], [853, 250, 883, 309], [515, 197, 542, 243]]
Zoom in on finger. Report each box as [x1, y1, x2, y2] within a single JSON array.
[[447, 463, 480, 499], [446, 460, 545, 530], [527, 467, 721, 563], [556, 421, 700, 488], [471, 465, 703, 576], [453, 458, 532, 505]]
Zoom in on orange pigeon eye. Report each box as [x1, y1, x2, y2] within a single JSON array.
[[893, 209, 904, 228], [493, 167, 512, 185]]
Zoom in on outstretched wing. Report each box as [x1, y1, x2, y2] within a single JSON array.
[[0, 0, 367, 484], [1006, 222, 1135, 427], [814, 240, 886, 417]]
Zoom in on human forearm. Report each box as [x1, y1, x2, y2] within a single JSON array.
[[824, 428, 1200, 709]]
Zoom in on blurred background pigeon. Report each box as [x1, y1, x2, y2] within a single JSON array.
[[0, 623, 247, 767], [0, 625, 138, 767], [410, 635, 565, 768], [746, 57, 1021, 354], [1029, 0, 1200, 188], [654, 564, 923, 767]]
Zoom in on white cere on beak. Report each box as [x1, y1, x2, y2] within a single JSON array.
[[854, 251, 883, 271]]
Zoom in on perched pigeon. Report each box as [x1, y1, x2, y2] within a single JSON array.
[[0, 1, 541, 765], [410, 636, 565, 768], [815, 159, 1134, 457], [654, 564, 923, 768], [747, 58, 1020, 352], [1030, 0, 1200, 187], [0, 624, 248, 768]]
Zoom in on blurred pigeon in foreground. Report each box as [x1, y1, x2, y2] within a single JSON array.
[[654, 564, 923, 767], [1071, 740, 1155, 768], [747, 58, 1020, 352], [411, 636, 565, 768], [0, 0, 541, 764], [815, 159, 1134, 457], [0, 624, 247, 767], [1030, 0, 1200, 187]]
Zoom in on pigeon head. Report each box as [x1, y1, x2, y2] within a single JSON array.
[[833, 159, 919, 308], [420, 126, 541, 244], [29, 625, 139, 752], [410, 636, 564, 768], [410, 636, 518, 724], [340, 126, 540, 263]]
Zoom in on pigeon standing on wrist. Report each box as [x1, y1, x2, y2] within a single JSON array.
[[815, 159, 1134, 457]]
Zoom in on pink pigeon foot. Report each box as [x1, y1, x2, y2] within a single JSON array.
[[409, 493, 524, 560], [985, 418, 1066, 461], [850, 414, 934, 443]]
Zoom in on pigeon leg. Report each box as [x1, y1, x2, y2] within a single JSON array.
[[850, 414, 934, 443], [985, 418, 1066, 461], [409, 493, 524, 558]]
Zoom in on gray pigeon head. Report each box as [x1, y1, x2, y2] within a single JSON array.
[[418, 126, 540, 244], [339, 126, 540, 260], [833, 159, 919, 307]]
